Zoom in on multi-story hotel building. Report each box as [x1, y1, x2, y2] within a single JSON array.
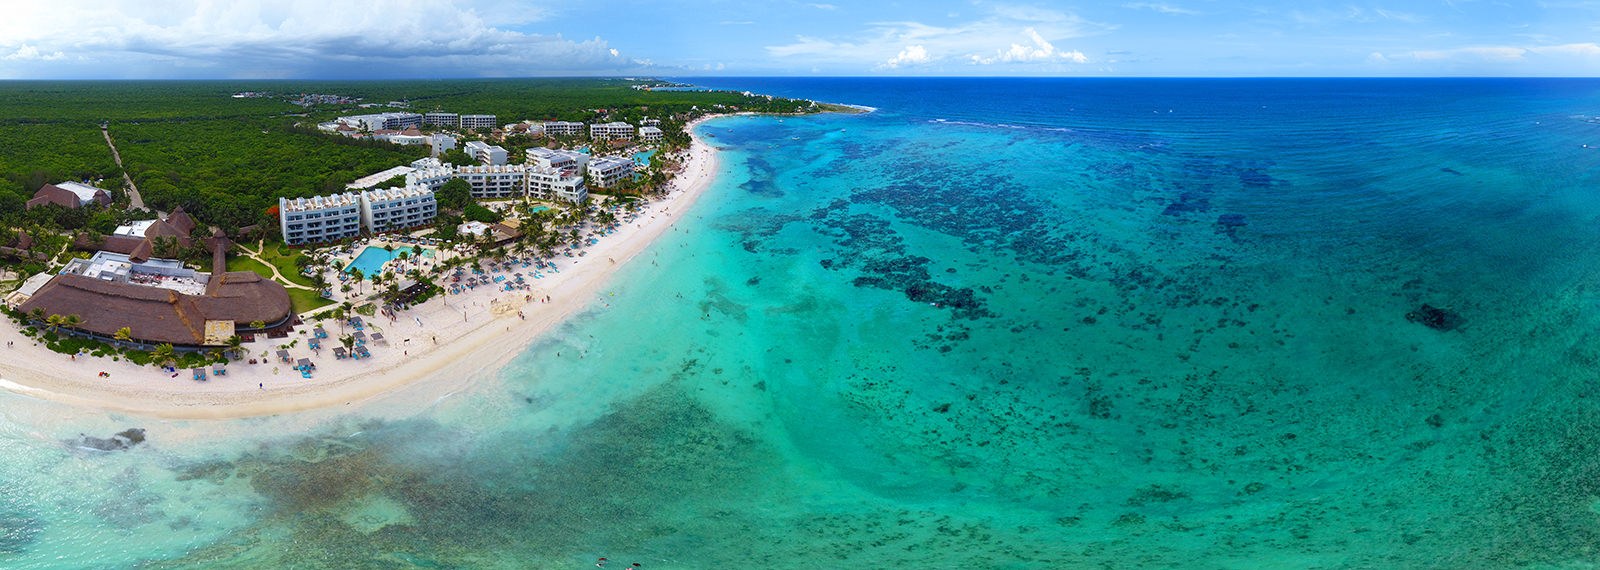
[[543, 121, 585, 136], [454, 165, 526, 199], [526, 147, 590, 171], [463, 140, 509, 165], [586, 155, 636, 188], [638, 126, 664, 143], [527, 167, 588, 204], [406, 165, 456, 193], [280, 193, 363, 244], [337, 112, 423, 131], [424, 112, 459, 128], [360, 186, 437, 233], [589, 121, 634, 141], [460, 114, 498, 130]]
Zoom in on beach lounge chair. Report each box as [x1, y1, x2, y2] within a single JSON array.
[[192, 368, 206, 381], [369, 333, 385, 344], [212, 366, 226, 376], [277, 349, 291, 363], [333, 347, 347, 359]]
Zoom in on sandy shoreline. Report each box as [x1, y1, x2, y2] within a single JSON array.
[[0, 118, 724, 419]]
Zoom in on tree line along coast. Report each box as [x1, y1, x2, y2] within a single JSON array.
[[0, 78, 841, 371]]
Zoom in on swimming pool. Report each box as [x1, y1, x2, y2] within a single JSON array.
[[344, 245, 428, 279], [633, 150, 656, 165], [529, 206, 550, 214]]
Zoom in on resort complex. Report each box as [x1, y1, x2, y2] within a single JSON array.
[[0, 76, 832, 420], [276, 132, 655, 244]]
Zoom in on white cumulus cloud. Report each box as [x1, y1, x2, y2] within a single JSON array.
[[3, 45, 66, 61], [0, 0, 653, 78], [968, 28, 1087, 64], [765, 5, 1107, 72], [881, 45, 932, 68]]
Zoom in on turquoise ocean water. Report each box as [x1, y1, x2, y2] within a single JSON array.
[[6, 78, 1600, 568]]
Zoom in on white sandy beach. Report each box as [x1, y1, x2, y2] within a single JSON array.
[[0, 121, 723, 419]]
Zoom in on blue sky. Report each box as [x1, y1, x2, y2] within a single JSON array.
[[1, 0, 1597, 78]]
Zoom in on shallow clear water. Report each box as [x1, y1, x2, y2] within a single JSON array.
[[5, 79, 1600, 568]]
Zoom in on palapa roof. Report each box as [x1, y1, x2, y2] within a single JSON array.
[[166, 207, 197, 234], [128, 239, 154, 263], [17, 271, 292, 347], [27, 184, 108, 209]]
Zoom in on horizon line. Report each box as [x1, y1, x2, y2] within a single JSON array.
[[2, 75, 1600, 82]]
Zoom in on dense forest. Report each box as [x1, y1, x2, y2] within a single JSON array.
[[0, 78, 820, 234], [117, 119, 429, 229]]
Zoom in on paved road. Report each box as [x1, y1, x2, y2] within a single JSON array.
[[102, 125, 145, 211]]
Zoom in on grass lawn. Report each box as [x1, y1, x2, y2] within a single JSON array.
[[287, 287, 334, 315], [226, 250, 329, 313], [256, 245, 316, 288], [226, 255, 276, 281]]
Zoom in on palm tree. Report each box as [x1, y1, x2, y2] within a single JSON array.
[[339, 334, 356, 352], [27, 307, 45, 323], [114, 327, 133, 346], [350, 268, 365, 295], [250, 320, 266, 331], [62, 314, 83, 332], [150, 343, 176, 368], [44, 314, 64, 335], [224, 335, 243, 360]]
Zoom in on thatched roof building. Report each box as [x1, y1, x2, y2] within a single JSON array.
[[26, 183, 111, 210], [17, 270, 291, 347]]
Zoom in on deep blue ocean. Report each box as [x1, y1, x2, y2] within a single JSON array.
[[5, 78, 1600, 568]]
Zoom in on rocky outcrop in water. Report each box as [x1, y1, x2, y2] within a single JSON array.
[[68, 428, 147, 451], [1406, 304, 1463, 331]]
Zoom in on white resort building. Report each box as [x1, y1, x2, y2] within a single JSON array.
[[526, 147, 589, 171], [425, 112, 459, 128], [337, 112, 424, 131], [455, 165, 526, 199], [280, 193, 363, 245], [429, 134, 457, 155], [590, 121, 634, 141], [586, 155, 636, 189], [543, 121, 585, 136], [460, 114, 498, 130], [406, 165, 456, 193], [464, 140, 509, 165], [638, 126, 664, 143], [360, 186, 437, 233], [527, 167, 588, 204]]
